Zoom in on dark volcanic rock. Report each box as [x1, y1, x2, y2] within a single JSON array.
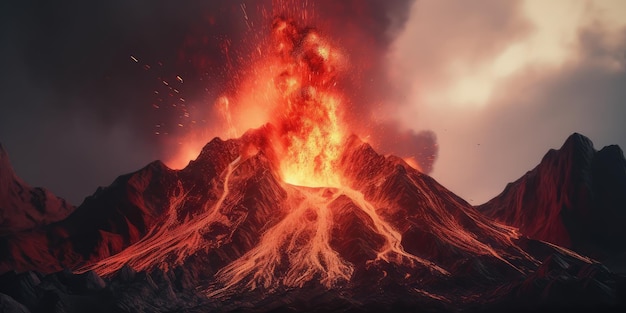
[[0, 293, 30, 313], [478, 133, 626, 268], [482, 253, 626, 313]]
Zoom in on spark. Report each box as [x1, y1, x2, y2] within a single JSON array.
[[240, 3, 251, 30]]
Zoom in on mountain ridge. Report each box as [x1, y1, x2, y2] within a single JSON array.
[[478, 132, 626, 270], [0, 143, 75, 235], [0, 129, 624, 312]]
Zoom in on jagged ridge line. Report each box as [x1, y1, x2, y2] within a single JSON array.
[[404, 173, 528, 273], [77, 156, 242, 276]]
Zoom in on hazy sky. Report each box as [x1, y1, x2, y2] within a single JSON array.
[[389, 0, 626, 203], [0, 0, 624, 205]]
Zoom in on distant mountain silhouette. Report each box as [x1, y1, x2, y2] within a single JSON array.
[[478, 133, 626, 272]]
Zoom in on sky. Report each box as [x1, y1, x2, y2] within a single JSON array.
[[389, 0, 626, 203], [0, 0, 624, 205]]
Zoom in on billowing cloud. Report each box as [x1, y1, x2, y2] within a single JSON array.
[[389, 0, 626, 203]]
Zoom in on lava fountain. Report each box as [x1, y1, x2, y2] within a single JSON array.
[[268, 17, 346, 188]]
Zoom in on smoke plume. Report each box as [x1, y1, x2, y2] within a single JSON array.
[[0, 0, 433, 204]]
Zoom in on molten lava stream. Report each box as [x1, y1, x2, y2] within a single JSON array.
[[339, 187, 449, 275], [403, 173, 530, 272], [78, 156, 243, 276], [209, 183, 453, 296], [211, 185, 353, 294]]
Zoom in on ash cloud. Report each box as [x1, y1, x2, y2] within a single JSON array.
[[0, 0, 428, 204], [373, 126, 438, 173]]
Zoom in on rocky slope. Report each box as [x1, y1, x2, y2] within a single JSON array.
[[478, 133, 626, 269]]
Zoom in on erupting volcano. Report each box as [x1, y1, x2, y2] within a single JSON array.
[[80, 17, 506, 293], [1, 8, 625, 313]]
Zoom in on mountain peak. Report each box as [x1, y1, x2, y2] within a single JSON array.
[[559, 132, 595, 159], [562, 132, 594, 149], [0, 143, 75, 235], [0, 143, 16, 178], [479, 133, 626, 266], [538, 133, 595, 170]]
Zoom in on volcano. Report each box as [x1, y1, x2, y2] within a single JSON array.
[[1, 14, 625, 313], [1, 127, 625, 312]]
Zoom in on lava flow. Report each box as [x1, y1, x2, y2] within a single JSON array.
[[78, 16, 532, 296]]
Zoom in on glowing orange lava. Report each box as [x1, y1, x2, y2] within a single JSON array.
[[267, 17, 346, 187]]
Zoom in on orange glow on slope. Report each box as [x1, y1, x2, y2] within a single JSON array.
[[212, 187, 354, 291], [403, 157, 423, 172]]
